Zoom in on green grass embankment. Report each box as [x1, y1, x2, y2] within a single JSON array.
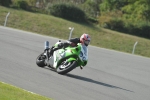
[[0, 6, 150, 57], [0, 82, 52, 100]]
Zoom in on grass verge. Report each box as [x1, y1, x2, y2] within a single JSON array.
[[0, 6, 150, 57], [0, 82, 52, 100]]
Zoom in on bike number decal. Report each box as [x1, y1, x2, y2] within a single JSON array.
[[79, 47, 87, 61]]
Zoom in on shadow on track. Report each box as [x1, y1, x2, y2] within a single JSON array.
[[42, 67, 133, 92], [66, 73, 133, 92]]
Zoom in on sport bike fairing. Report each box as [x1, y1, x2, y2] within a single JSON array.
[[50, 44, 88, 68], [36, 41, 89, 74], [53, 50, 64, 68]]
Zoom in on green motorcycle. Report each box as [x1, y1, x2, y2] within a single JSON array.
[[36, 40, 88, 75]]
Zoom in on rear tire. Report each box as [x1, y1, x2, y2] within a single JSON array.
[[36, 53, 46, 67], [57, 60, 77, 75]]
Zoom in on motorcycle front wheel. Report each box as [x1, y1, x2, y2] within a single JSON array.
[[57, 60, 77, 75], [36, 52, 46, 67]]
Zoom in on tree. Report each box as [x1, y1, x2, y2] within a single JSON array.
[[81, 0, 101, 17], [26, 0, 37, 6], [122, 0, 150, 22], [100, 0, 128, 12]]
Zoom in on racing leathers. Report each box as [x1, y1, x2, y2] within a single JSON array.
[[49, 38, 81, 56]]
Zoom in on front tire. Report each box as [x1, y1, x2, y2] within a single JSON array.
[[36, 53, 46, 67], [57, 60, 77, 75]]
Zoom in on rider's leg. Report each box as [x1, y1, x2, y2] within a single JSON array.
[[49, 43, 64, 56]]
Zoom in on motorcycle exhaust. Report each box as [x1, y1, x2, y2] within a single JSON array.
[[45, 41, 49, 49]]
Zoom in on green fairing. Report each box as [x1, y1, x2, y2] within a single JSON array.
[[55, 43, 88, 68], [54, 42, 60, 47], [67, 58, 76, 62]]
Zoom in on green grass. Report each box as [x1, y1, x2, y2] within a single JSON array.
[[0, 82, 52, 100], [0, 6, 150, 57]]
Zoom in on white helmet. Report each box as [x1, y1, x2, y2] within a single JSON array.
[[80, 33, 91, 46]]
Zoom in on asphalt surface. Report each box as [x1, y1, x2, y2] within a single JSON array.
[[0, 26, 150, 100]]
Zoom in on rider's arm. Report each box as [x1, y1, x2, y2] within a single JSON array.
[[69, 38, 80, 44], [62, 38, 80, 48], [67, 38, 80, 46]]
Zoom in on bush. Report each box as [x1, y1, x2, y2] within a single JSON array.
[[106, 18, 125, 31], [98, 10, 123, 29], [49, 3, 86, 22], [124, 22, 150, 38], [101, 18, 150, 39], [87, 17, 98, 23], [0, 0, 12, 7], [141, 25, 150, 38], [12, 0, 28, 10]]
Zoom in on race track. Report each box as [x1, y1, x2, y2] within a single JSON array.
[[0, 26, 150, 100]]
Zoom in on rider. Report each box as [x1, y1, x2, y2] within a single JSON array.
[[49, 33, 91, 56]]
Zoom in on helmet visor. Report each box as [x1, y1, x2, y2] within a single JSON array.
[[84, 40, 90, 46]]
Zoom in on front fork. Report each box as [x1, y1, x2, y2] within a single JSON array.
[[44, 41, 50, 65], [43, 50, 48, 65]]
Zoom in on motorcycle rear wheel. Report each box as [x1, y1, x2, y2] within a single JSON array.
[[57, 60, 77, 75]]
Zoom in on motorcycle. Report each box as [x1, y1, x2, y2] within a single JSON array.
[[36, 40, 88, 75]]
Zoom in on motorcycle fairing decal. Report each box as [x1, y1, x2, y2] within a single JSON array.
[[79, 45, 88, 61], [59, 50, 65, 58], [53, 50, 63, 68], [53, 51, 57, 68]]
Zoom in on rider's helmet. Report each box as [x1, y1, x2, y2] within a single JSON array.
[[80, 33, 91, 46]]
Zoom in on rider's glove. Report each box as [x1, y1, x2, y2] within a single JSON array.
[[63, 41, 71, 48], [58, 43, 64, 48]]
